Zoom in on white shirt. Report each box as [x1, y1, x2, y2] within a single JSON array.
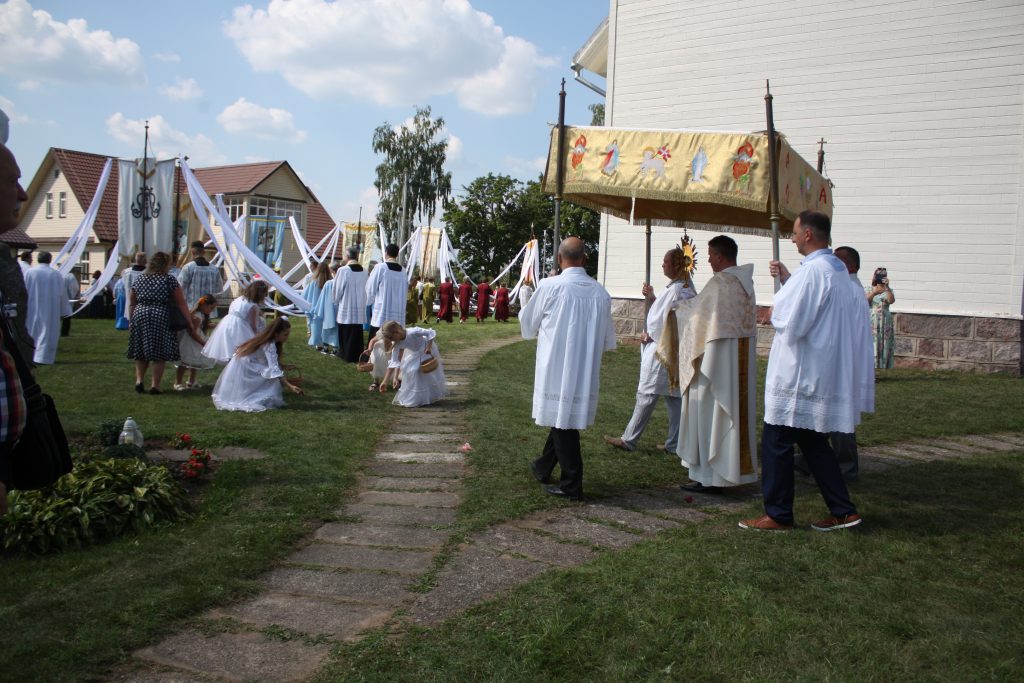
[[638, 279, 696, 396], [519, 267, 616, 429], [24, 264, 72, 364], [764, 249, 875, 433], [333, 262, 368, 325], [365, 260, 406, 327]]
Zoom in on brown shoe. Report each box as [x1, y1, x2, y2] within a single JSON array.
[[811, 513, 863, 532], [738, 514, 793, 531], [603, 435, 631, 451]]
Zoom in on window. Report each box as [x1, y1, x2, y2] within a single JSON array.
[[45, 193, 53, 219], [78, 254, 91, 283], [59, 192, 67, 218]]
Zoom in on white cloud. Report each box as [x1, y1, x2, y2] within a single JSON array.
[[0, 0, 145, 87], [223, 0, 551, 115], [333, 185, 380, 226], [106, 112, 224, 165], [503, 155, 547, 178], [159, 77, 203, 102], [217, 97, 307, 143], [152, 51, 181, 63]]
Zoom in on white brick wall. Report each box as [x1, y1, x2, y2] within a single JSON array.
[[601, 0, 1024, 317]]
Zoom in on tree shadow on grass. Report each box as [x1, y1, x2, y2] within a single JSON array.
[[854, 455, 1023, 536]]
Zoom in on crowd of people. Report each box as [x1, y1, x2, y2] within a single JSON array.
[[1, 135, 886, 531]]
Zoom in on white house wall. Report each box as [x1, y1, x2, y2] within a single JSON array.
[[601, 0, 1024, 319]]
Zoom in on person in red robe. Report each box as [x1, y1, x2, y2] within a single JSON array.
[[458, 278, 473, 323], [475, 279, 493, 322], [493, 282, 510, 322], [437, 277, 454, 323]]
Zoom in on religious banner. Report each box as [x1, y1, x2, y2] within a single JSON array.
[[542, 126, 832, 233], [341, 222, 379, 268], [117, 158, 176, 256]]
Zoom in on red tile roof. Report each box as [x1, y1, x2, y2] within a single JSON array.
[[193, 161, 283, 196], [306, 201, 336, 252], [0, 227, 37, 249], [51, 148, 120, 242]]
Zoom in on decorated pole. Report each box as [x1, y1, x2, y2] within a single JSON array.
[[552, 79, 566, 274], [355, 205, 362, 253], [764, 80, 782, 292], [817, 137, 826, 174], [141, 122, 150, 253], [643, 218, 652, 331]]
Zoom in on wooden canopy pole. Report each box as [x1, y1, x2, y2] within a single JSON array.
[[644, 218, 652, 331], [552, 79, 566, 274], [764, 80, 782, 292]]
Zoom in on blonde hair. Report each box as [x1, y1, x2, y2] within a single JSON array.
[[145, 251, 172, 275], [236, 317, 290, 357], [380, 320, 404, 341], [242, 280, 270, 303]]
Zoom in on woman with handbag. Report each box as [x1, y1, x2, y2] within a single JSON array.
[[380, 320, 448, 407], [126, 252, 201, 394]]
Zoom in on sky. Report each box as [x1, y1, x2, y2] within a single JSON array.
[[0, 0, 608, 226]]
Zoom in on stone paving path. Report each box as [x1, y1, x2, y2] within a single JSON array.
[[116, 341, 1024, 682]]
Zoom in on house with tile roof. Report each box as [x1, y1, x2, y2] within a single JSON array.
[[17, 149, 336, 284]]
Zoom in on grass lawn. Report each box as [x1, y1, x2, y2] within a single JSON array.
[[0, 317, 515, 683], [317, 339, 1024, 682], [2, 319, 1021, 682]]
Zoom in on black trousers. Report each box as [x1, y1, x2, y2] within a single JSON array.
[[337, 324, 364, 362], [796, 432, 859, 482], [761, 422, 857, 525], [533, 427, 583, 497]]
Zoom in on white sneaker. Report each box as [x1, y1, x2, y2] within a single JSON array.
[[173, 383, 187, 391]]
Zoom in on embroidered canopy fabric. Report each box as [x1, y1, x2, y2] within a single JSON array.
[[542, 126, 832, 233]]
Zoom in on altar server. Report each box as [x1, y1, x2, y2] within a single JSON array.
[[520, 237, 615, 500], [24, 252, 71, 364], [333, 246, 368, 362], [365, 243, 406, 337]]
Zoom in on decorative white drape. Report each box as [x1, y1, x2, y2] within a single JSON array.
[[68, 240, 123, 316], [509, 239, 541, 303], [55, 158, 113, 276], [180, 159, 312, 312]]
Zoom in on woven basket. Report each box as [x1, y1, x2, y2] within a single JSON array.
[[356, 350, 374, 373], [420, 350, 439, 374], [286, 367, 303, 386]]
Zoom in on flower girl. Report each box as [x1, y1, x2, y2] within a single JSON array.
[[380, 321, 448, 407], [212, 317, 303, 412], [202, 280, 269, 363], [174, 294, 218, 390]]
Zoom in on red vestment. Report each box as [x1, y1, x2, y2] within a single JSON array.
[[458, 282, 473, 321], [438, 281, 454, 322], [494, 286, 510, 321], [475, 282, 492, 321]]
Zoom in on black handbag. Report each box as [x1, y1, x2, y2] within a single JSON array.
[[168, 303, 190, 331], [0, 305, 72, 491]]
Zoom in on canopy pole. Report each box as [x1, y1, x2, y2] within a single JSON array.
[[764, 80, 782, 292], [817, 137, 827, 174], [643, 218, 652, 332], [552, 79, 566, 274]]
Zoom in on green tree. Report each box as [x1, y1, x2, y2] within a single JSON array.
[[588, 102, 605, 126], [444, 173, 601, 279], [372, 106, 452, 239]]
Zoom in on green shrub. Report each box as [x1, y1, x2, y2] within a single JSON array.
[[102, 443, 149, 463], [0, 459, 191, 554], [94, 419, 124, 447]]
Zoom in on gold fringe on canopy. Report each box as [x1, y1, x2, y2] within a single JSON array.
[[543, 126, 832, 234]]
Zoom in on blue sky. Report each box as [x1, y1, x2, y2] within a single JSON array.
[[0, 0, 607, 225]]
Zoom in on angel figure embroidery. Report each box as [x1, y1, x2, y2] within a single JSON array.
[[732, 141, 756, 193], [570, 134, 588, 175]]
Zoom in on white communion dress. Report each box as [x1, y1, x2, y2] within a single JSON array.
[[391, 327, 448, 407], [176, 315, 217, 371], [202, 298, 265, 364], [211, 343, 286, 412]]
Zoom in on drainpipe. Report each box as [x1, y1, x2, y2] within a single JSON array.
[[570, 64, 606, 98]]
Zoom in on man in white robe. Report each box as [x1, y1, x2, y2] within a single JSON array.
[[740, 211, 874, 532], [659, 236, 758, 493], [604, 247, 696, 454], [24, 251, 71, 364], [365, 243, 406, 337], [60, 266, 81, 337], [18, 251, 30, 276], [333, 246, 368, 362], [520, 237, 616, 500], [119, 252, 147, 321]]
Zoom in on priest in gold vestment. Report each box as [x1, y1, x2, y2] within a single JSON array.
[[658, 235, 758, 492]]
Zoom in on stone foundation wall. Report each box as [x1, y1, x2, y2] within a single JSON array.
[[610, 297, 1023, 376]]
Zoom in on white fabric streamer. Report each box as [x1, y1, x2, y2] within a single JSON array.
[[56, 158, 113, 275], [68, 239, 122, 316], [181, 160, 312, 312]]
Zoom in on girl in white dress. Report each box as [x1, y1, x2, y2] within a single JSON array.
[[174, 294, 218, 390], [202, 280, 269, 364], [380, 321, 448, 407], [212, 317, 303, 412]]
